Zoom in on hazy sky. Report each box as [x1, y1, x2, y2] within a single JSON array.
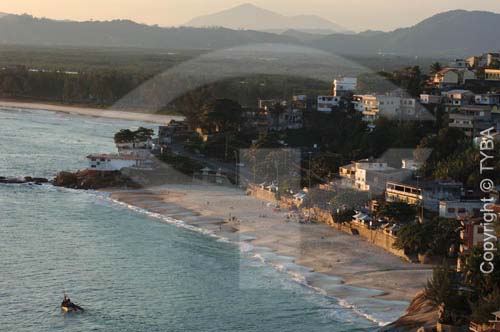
[[1, 0, 499, 31]]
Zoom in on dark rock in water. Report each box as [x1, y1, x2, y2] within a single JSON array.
[[0, 176, 49, 184], [53, 170, 139, 190]]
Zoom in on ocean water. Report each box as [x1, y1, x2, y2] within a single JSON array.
[[0, 108, 382, 331]]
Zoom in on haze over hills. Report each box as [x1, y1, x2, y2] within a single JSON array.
[[184, 3, 350, 34], [0, 9, 499, 57], [0, 14, 295, 49], [312, 10, 500, 56]]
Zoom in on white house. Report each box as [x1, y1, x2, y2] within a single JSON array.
[[333, 77, 357, 97], [340, 159, 411, 193], [87, 154, 151, 171], [317, 95, 341, 112], [439, 200, 482, 219]]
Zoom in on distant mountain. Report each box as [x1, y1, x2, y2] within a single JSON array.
[[185, 3, 349, 34], [0, 10, 499, 57], [312, 10, 500, 57], [0, 14, 296, 49]]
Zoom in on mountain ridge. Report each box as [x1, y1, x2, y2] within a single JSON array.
[[184, 3, 349, 34], [0, 10, 499, 57]]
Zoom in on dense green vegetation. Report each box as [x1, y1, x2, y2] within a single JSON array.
[[157, 153, 204, 176], [394, 218, 461, 256], [425, 247, 500, 325], [114, 127, 154, 143]]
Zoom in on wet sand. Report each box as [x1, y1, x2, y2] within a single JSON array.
[[0, 100, 183, 124], [109, 184, 432, 303]]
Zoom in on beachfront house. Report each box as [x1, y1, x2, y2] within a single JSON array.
[[385, 180, 463, 212], [352, 211, 372, 226], [339, 159, 412, 194], [87, 154, 151, 171]]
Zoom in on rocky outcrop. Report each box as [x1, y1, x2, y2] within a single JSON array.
[[53, 170, 139, 190], [0, 176, 49, 184], [380, 291, 439, 332]]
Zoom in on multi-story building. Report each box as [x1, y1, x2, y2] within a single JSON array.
[[385, 180, 463, 211], [467, 52, 500, 69], [317, 95, 341, 112], [449, 105, 493, 138], [333, 77, 357, 97], [340, 159, 411, 194]]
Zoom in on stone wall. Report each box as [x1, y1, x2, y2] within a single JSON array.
[[247, 185, 279, 203], [247, 187, 411, 261]]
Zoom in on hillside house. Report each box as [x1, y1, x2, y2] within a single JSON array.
[[333, 77, 357, 97], [448, 105, 494, 138], [317, 95, 341, 112], [485, 69, 500, 81], [475, 93, 500, 105], [433, 68, 475, 88], [438, 200, 482, 219]]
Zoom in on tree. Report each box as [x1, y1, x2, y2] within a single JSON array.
[[311, 152, 344, 183], [462, 245, 500, 295], [376, 201, 417, 224], [200, 99, 243, 161], [425, 261, 455, 307], [430, 62, 443, 75], [134, 127, 154, 141], [114, 129, 135, 143], [393, 222, 429, 255], [470, 287, 500, 324]]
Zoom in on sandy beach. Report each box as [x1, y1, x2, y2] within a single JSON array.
[[0, 100, 183, 124], [110, 184, 432, 303]]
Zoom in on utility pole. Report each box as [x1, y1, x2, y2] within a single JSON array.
[[308, 151, 312, 190]]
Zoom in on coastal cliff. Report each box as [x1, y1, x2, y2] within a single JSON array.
[[380, 291, 438, 332], [53, 170, 139, 190]]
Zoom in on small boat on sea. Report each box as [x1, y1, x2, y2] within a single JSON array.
[[61, 294, 84, 313]]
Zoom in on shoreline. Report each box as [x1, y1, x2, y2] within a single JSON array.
[[106, 184, 433, 324], [0, 99, 184, 124]]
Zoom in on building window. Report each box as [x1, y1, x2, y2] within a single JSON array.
[[448, 208, 456, 213]]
